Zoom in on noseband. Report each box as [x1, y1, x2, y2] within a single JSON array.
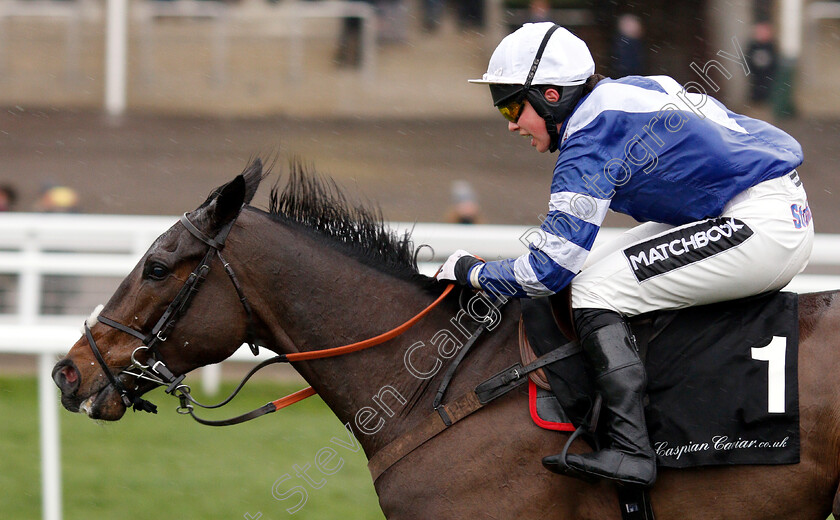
[[84, 209, 263, 414]]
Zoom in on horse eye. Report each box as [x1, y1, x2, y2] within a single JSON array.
[[147, 263, 170, 280]]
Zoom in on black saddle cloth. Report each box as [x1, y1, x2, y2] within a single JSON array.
[[522, 291, 800, 468]]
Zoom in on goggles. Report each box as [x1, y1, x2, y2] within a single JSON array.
[[489, 24, 560, 123], [490, 84, 528, 123]]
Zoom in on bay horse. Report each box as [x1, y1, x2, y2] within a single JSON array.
[[52, 159, 840, 519]]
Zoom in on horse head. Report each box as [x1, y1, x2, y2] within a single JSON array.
[[52, 159, 265, 420]]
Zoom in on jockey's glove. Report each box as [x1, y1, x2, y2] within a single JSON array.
[[436, 249, 484, 289]]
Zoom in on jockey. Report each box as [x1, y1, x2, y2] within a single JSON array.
[[437, 22, 814, 486]]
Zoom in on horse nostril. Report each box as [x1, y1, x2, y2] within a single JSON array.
[[52, 360, 80, 394], [63, 366, 78, 384]]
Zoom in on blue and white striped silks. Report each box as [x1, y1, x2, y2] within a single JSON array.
[[474, 75, 803, 298]]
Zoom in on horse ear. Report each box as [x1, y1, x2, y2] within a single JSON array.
[[209, 174, 247, 227], [194, 158, 263, 231]]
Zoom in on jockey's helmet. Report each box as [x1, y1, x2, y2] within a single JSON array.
[[469, 22, 595, 152]]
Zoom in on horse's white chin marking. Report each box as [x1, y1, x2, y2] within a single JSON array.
[[79, 393, 97, 416], [80, 304, 104, 334]]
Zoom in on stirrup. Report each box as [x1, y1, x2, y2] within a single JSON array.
[[564, 450, 657, 487], [542, 394, 603, 483]]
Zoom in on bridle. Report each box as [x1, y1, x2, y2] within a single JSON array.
[[83, 208, 263, 415], [83, 207, 456, 425]]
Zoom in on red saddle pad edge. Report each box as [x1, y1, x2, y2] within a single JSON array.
[[529, 380, 575, 432]]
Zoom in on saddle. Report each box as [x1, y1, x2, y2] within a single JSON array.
[[518, 288, 670, 389], [518, 288, 669, 392], [518, 289, 801, 469], [517, 291, 800, 520]]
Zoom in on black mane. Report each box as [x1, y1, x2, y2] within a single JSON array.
[[267, 164, 426, 281]]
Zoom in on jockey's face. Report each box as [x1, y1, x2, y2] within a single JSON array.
[[506, 88, 561, 153], [508, 101, 552, 153]]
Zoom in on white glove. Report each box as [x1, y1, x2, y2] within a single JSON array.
[[436, 249, 475, 282]]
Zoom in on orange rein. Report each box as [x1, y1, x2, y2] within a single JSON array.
[[271, 283, 456, 411], [270, 386, 318, 409]]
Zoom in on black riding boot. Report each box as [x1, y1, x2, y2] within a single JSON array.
[[543, 314, 656, 486]]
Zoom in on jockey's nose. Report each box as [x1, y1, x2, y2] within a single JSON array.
[[508, 121, 519, 132], [52, 358, 80, 396]]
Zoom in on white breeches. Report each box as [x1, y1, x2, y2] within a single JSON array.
[[571, 171, 814, 316]]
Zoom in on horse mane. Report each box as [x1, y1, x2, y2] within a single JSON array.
[[266, 163, 432, 284]]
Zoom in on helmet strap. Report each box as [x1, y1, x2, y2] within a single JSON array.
[[546, 114, 561, 153], [526, 84, 585, 152]]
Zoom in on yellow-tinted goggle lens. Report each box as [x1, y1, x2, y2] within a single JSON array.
[[497, 100, 524, 123]]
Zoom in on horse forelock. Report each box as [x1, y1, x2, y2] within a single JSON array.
[[265, 164, 433, 285]]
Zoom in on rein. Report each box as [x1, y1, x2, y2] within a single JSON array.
[[278, 283, 455, 362], [177, 282, 455, 426], [83, 208, 456, 425]]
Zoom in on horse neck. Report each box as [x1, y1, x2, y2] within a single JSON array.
[[229, 211, 519, 456]]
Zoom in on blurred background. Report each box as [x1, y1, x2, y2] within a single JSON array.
[[1, 0, 838, 225], [1, 0, 839, 518]]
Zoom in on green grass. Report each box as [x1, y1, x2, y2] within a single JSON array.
[[7, 375, 834, 520], [0, 376, 385, 520]]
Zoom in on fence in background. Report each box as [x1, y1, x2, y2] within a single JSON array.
[[0, 0, 384, 114], [1, 212, 839, 520], [131, 0, 378, 85]]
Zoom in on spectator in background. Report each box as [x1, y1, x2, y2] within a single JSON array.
[[335, 0, 377, 68], [527, 0, 551, 23], [34, 184, 82, 314], [35, 185, 80, 213], [0, 184, 17, 211], [422, 0, 444, 32], [746, 21, 777, 104], [445, 180, 483, 224], [612, 13, 645, 77], [457, 0, 483, 29]]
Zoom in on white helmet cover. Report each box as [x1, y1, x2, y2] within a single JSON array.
[[469, 22, 595, 86]]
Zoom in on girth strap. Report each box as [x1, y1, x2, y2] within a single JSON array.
[[368, 391, 484, 483], [368, 339, 581, 483], [618, 485, 656, 520]]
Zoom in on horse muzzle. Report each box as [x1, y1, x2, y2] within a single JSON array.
[[52, 357, 130, 420], [77, 384, 128, 420]]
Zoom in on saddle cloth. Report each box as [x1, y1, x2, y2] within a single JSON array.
[[520, 291, 800, 468]]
